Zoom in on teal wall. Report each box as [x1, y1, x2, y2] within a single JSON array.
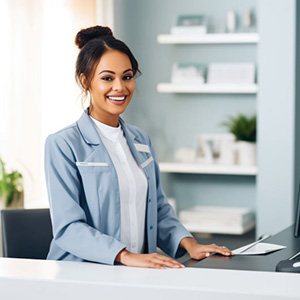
[[113, 0, 300, 236]]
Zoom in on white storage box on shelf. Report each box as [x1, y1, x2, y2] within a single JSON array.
[[179, 206, 255, 235], [207, 63, 256, 85], [170, 26, 207, 35]]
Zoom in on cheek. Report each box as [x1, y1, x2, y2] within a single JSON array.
[[91, 83, 110, 97], [128, 81, 135, 93]]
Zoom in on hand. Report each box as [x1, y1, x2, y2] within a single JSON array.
[[115, 249, 185, 269], [180, 237, 232, 260]]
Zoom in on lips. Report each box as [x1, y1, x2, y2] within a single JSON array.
[[106, 95, 128, 106], [107, 95, 126, 101]]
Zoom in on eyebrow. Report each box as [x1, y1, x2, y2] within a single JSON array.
[[98, 69, 133, 75]]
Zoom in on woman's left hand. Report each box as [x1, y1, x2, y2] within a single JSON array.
[[180, 237, 232, 260]]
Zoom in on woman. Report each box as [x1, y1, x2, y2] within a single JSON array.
[[45, 25, 232, 268]]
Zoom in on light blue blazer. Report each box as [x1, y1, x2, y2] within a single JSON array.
[[45, 110, 192, 265]]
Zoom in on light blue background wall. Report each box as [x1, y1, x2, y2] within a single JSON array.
[[257, 0, 300, 236], [113, 0, 300, 236], [114, 0, 257, 158]]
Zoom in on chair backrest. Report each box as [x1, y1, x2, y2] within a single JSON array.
[[1, 208, 53, 259]]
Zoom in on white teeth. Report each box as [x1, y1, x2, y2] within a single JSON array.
[[107, 96, 126, 101]]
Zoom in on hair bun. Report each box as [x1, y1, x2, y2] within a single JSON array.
[[75, 25, 113, 49]]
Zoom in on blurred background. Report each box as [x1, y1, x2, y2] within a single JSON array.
[[0, 0, 299, 239]]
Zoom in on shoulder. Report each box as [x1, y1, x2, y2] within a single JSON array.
[[45, 122, 80, 151]]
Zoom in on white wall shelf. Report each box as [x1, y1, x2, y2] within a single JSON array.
[[159, 162, 257, 176], [157, 83, 258, 94], [157, 33, 259, 44]]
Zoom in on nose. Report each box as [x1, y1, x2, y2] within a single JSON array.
[[112, 78, 125, 92]]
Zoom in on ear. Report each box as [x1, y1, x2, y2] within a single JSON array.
[[79, 73, 88, 90]]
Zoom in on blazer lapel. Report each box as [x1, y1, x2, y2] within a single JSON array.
[[76, 112, 152, 173], [76, 110, 101, 145], [76, 110, 114, 164], [119, 118, 153, 178]]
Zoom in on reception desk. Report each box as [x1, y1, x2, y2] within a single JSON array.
[[188, 225, 300, 271], [0, 257, 299, 300], [1, 225, 300, 299]]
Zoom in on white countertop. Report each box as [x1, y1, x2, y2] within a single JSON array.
[[0, 258, 299, 299]]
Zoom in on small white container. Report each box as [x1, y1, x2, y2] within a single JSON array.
[[236, 141, 256, 166]]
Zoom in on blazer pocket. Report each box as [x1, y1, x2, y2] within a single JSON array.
[[134, 143, 151, 154], [76, 161, 110, 173], [140, 156, 154, 168], [76, 162, 109, 167]]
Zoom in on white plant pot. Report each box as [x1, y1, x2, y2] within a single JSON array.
[[236, 141, 256, 166]]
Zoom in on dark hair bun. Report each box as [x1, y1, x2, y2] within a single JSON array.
[[75, 26, 113, 49]]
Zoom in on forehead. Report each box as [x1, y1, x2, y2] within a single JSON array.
[[96, 49, 132, 72]]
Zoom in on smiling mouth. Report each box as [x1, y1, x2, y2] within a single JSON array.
[[107, 95, 127, 101]]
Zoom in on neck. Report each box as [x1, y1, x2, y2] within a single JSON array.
[[89, 109, 119, 127]]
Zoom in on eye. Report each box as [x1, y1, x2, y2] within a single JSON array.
[[123, 74, 133, 81], [101, 76, 113, 81]]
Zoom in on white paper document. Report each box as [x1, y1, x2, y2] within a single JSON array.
[[233, 242, 286, 255]]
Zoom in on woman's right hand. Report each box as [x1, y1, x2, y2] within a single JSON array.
[[115, 249, 185, 269]]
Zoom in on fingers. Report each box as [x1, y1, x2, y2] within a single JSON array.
[[213, 245, 232, 256], [190, 252, 209, 260], [148, 253, 185, 269], [122, 252, 185, 269], [188, 243, 233, 260], [203, 244, 232, 256]]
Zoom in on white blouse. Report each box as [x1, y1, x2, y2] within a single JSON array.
[[91, 117, 148, 253]]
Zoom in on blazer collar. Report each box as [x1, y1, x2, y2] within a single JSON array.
[[119, 117, 140, 143], [76, 109, 140, 145], [76, 109, 101, 145]]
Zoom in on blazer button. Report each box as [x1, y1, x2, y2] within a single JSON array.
[[150, 225, 153, 230], [148, 198, 151, 203]]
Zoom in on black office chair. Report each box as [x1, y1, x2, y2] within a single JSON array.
[[1, 208, 53, 259]]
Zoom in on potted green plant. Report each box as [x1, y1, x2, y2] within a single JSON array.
[[222, 114, 256, 166], [0, 158, 24, 208]]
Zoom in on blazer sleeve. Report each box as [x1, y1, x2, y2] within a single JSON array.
[[148, 139, 193, 258], [44, 133, 126, 265]]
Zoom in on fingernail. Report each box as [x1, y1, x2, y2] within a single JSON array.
[[206, 252, 210, 257], [181, 264, 185, 268]]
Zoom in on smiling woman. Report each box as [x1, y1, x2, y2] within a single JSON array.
[[83, 49, 136, 126], [44, 25, 232, 269], [75, 26, 141, 128]]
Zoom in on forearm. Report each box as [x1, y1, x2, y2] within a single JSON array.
[[180, 237, 198, 252]]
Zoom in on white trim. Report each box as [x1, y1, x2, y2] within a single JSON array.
[[134, 143, 151, 153], [140, 157, 154, 168], [76, 162, 109, 167]]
